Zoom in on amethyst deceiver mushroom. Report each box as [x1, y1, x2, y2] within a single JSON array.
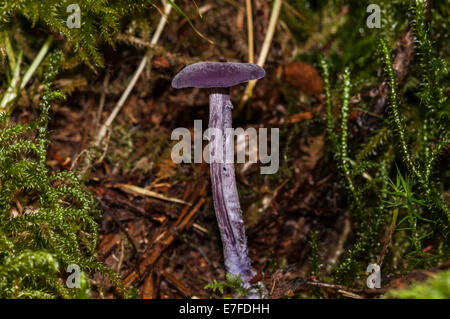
[[172, 62, 265, 294]]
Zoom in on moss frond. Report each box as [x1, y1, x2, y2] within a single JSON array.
[[0, 50, 121, 298]]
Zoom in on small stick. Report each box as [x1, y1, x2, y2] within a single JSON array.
[[94, 1, 173, 147], [115, 183, 191, 206], [239, 0, 282, 110], [94, 72, 110, 132], [305, 280, 360, 293], [117, 239, 125, 272], [282, 0, 306, 22], [378, 208, 398, 267], [161, 270, 193, 298], [245, 0, 254, 65]]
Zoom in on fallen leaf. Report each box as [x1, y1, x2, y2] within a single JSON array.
[[284, 61, 323, 96], [152, 56, 170, 68], [288, 111, 313, 123]]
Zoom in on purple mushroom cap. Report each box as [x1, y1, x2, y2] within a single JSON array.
[[171, 62, 265, 89]]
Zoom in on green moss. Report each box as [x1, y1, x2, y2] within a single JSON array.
[[385, 270, 450, 299], [0, 51, 120, 298], [317, 0, 449, 285]]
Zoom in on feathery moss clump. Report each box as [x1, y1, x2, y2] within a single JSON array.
[[0, 0, 156, 68], [0, 51, 119, 298], [317, 0, 449, 285]]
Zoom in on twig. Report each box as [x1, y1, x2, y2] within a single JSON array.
[[378, 208, 398, 267], [305, 280, 360, 293], [161, 270, 193, 298], [337, 289, 363, 299], [239, 0, 282, 110], [282, 0, 305, 22], [246, 0, 254, 64], [94, 1, 173, 147], [94, 72, 110, 132], [115, 183, 191, 206], [117, 239, 125, 272]]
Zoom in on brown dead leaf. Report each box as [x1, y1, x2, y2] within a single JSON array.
[[284, 61, 323, 96], [288, 111, 313, 123], [152, 56, 170, 68]]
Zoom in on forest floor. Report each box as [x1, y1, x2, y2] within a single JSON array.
[[6, 0, 448, 299]]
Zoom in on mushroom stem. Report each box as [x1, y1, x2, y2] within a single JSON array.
[[208, 88, 256, 284], [171, 61, 266, 297]]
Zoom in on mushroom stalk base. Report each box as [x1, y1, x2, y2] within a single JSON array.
[[209, 89, 263, 297]]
